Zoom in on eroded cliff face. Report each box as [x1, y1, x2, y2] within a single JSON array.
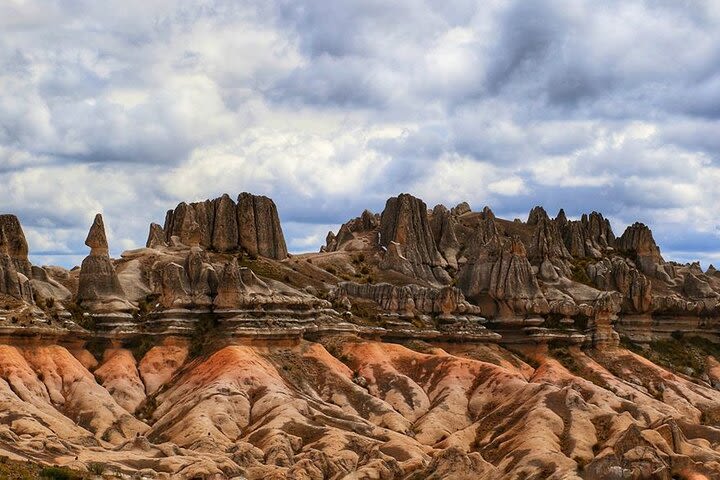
[[0, 338, 718, 479], [1, 191, 720, 478]]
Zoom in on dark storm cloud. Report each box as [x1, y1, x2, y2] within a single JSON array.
[[1, 0, 720, 267]]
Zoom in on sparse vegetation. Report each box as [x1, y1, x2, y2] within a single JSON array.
[[135, 293, 160, 320], [87, 462, 107, 475], [136, 395, 158, 421], [40, 466, 85, 480], [570, 257, 594, 286], [189, 316, 219, 358], [0, 457, 85, 480], [65, 302, 95, 331], [622, 335, 720, 378]]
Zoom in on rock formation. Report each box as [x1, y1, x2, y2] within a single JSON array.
[[488, 236, 549, 316], [236, 192, 288, 259], [323, 209, 379, 252], [588, 257, 652, 313], [430, 205, 460, 270], [161, 193, 288, 259], [527, 207, 571, 263], [617, 222, 663, 274], [76, 214, 132, 312], [0, 214, 31, 276], [560, 211, 616, 258], [379, 194, 449, 284], [0, 192, 720, 479], [0, 215, 33, 301], [145, 223, 166, 249], [332, 281, 480, 318]]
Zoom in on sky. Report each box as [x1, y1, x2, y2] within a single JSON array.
[[1, 0, 719, 269]]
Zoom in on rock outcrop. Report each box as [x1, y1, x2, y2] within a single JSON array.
[[145, 223, 166, 249], [213, 259, 273, 309], [588, 257, 652, 313], [154, 251, 218, 309], [0, 214, 31, 276], [488, 237, 549, 316], [323, 209, 379, 252], [332, 281, 480, 318], [236, 192, 288, 259], [162, 193, 287, 259], [559, 211, 615, 259], [617, 222, 663, 274], [0, 215, 33, 301], [76, 214, 132, 312], [379, 194, 449, 284], [527, 207, 571, 264]]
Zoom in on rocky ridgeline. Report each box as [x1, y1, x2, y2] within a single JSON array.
[[0, 191, 718, 347], [2, 192, 720, 479]]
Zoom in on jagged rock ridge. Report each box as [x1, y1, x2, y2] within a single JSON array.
[[0, 191, 719, 479]]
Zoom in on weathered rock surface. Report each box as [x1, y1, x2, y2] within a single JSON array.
[[0, 214, 31, 276], [162, 193, 287, 259], [333, 281, 480, 318], [146, 223, 166, 249], [237, 192, 288, 259], [488, 237, 549, 316], [527, 207, 571, 263], [588, 257, 653, 313], [323, 209, 379, 252], [76, 214, 132, 312], [430, 204, 460, 270], [379, 194, 448, 284], [0, 215, 33, 301], [617, 222, 664, 274]]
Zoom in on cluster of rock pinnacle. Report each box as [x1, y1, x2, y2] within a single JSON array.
[[0, 192, 719, 479]]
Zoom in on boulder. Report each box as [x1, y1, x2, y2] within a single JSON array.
[[450, 201, 471, 216]]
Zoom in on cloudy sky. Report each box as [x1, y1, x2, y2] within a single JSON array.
[[1, 0, 719, 269]]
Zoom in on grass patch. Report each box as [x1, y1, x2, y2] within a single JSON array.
[[626, 335, 720, 377]]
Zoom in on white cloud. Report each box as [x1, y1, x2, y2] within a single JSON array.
[[1, 0, 719, 267]]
